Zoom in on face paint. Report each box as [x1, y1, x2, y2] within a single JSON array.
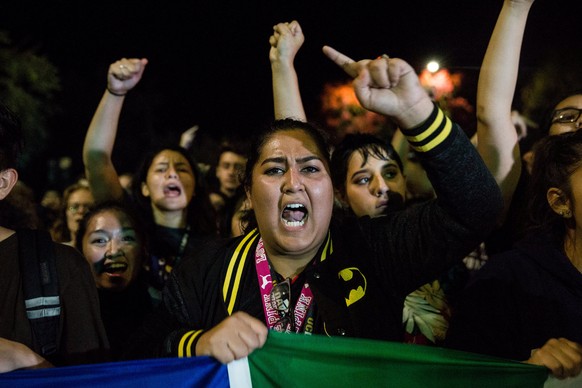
[[93, 256, 106, 275], [82, 209, 142, 291]]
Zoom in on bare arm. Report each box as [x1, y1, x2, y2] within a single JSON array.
[[270, 21, 306, 121], [82, 58, 148, 203], [476, 0, 534, 218]]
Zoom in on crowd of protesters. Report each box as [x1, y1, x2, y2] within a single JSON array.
[[1, 0, 582, 381]]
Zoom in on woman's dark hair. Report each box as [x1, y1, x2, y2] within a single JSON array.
[[527, 130, 582, 237], [540, 88, 582, 136], [0, 101, 23, 171], [330, 133, 403, 197], [240, 119, 331, 234], [130, 146, 217, 236], [75, 200, 148, 261]]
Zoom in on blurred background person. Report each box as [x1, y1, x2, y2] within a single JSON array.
[[208, 141, 248, 237], [50, 181, 94, 246]]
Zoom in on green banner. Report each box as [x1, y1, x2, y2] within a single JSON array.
[[246, 332, 548, 387]]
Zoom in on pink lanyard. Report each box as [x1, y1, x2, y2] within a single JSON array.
[[255, 238, 314, 333]]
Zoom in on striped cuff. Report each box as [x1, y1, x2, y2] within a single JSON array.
[[177, 329, 205, 358], [401, 103, 455, 157]]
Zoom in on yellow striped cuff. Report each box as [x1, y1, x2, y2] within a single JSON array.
[[403, 104, 454, 154], [178, 330, 204, 358]]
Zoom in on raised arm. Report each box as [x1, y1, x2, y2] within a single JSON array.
[[82, 58, 148, 203], [323, 48, 503, 287], [476, 0, 534, 217], [323, 48, 438, 200], [322, 47, 433, 129], [270, 21, 306, 121]]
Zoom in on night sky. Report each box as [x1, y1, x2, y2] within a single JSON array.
[[0, 0, 577, 191]]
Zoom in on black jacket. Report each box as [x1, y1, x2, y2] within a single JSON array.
[[446, 230, 582, 361], [126, 105, 503, 359]]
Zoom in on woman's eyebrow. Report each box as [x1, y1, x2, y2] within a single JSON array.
[[260, 155, 321, 166], [382, 160, 399, 167], [296, 155, 322, 164], [260, 156, 286, 166], [350, 168, 369, 180]]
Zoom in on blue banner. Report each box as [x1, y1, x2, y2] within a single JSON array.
[[1, 356, 228, 388]]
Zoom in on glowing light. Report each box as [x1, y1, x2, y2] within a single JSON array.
[[426, 61, 440, 73]]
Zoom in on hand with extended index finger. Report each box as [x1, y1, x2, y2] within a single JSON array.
[[322, 45, 369, 79], [324, 45, 414, 99], [322, 45, 433, 129]]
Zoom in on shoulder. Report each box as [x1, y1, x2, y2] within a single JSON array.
[[466, 245, 536, 291], [52, 242, 90, 269], [166, 235, 254, 310], [334, 202, 432, 244], [174, 235, 247, 280], [51, 242, 98, 294], [14, 229, 89, 273], [0, 231, 17, 249]]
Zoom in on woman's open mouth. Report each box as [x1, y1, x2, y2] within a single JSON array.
[[281, 203, 307, 227], [163, 184, 182, 197], [103, 261, 128, 275]]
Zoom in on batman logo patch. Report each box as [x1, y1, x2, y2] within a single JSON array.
[[338, 267, 367, 307]]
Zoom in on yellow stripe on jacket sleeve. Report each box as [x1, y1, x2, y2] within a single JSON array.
[[178, 330, 204, 358], [409, 116, 452, 153], [403, 105, 455, 154], [406, 108, 445, 144]]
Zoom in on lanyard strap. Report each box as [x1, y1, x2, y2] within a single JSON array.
[[255, 238, 314, 333]]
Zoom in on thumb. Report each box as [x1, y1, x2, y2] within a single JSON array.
[[290, 20, 302, 35]]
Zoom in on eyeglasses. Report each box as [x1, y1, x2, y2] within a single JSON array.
[[67, 203, 94, 214], [269, 278, 294, 332], [551, 108, 582, 125]]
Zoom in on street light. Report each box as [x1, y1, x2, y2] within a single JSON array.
[[426, 61, 440, 73]]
